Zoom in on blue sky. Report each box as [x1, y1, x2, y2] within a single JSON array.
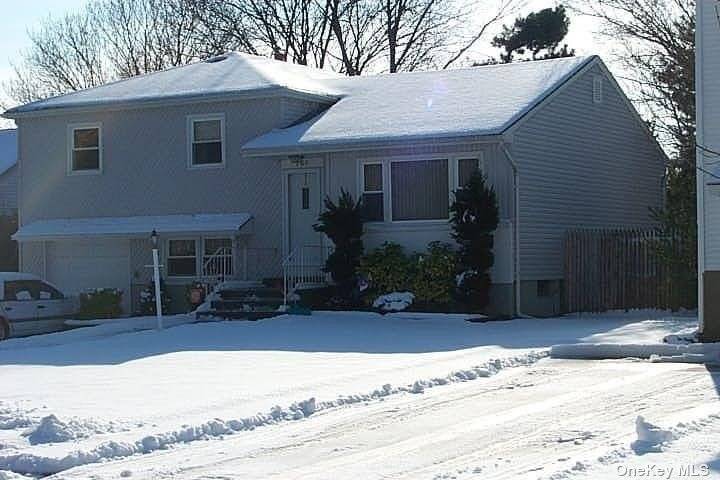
[[0, 1, 88, 84]]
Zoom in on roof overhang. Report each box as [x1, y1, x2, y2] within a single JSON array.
[[242, 133, 506, 157], [12, 213, 253, 242]]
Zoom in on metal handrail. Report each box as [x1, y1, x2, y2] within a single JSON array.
[[283, 245, 332, 307]]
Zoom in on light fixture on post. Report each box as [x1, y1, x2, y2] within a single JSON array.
[[151, 229, 163, 330]]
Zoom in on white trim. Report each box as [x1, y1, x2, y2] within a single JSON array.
[[67, 123, 103, 176], [187, 113, 226, 170]]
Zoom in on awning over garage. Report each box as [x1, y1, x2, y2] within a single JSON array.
[[12, 213, 253, 241]]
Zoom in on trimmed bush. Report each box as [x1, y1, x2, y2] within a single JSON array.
[[411, 242, 458, 306], [78, 288, 123, 319], [359, 242, 413, 294]]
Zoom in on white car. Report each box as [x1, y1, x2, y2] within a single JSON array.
[[0, 273, 78, 340]]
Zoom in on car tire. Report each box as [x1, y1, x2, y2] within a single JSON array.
[[0, 318, 8, 341]]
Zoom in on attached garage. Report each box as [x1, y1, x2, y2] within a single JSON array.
[[46, 239, 131, 312]]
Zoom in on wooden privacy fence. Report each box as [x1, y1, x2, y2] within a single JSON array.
[[564, 229, 680, 313]]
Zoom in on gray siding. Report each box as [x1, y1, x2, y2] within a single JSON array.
[[17, 96, 321, 279], [512, 64, 666, 280], [0, 166, 17, 215]]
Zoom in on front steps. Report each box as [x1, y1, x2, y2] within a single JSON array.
[[196, 281, 286, 321]]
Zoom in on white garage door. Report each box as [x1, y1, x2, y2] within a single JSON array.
[[46, 239, 131, 314]]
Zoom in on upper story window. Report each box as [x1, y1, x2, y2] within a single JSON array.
[[188, 114, 225, 168], [69, 124, 101, 174]]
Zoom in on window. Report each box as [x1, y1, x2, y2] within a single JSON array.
[[202, 238, 233, 277], [361, 163, 384, 222], [593, 76, 604, 104], [391, 159, 449, 221], [167, 239, 197, 276], [189, 115, 224, 167], [458, 158, 482, 188], [38, 282, 64, 300], [4, 280, 40, 301], [69, 125, 101, 173]]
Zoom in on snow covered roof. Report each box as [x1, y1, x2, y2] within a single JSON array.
[[4, 53, 342, 116], [0, 129, 17, 176], [13, 213, 253, 241], [244, 56, 596, 152]]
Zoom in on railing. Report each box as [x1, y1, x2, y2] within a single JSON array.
[[201, 247, 233, 289], [283, 245, 333, 306]]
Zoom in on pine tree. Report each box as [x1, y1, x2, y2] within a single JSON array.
[[450, 173, 499, 309], [491, 6, 574, 63]]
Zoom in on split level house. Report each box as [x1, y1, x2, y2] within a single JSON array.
[[1, 53, 665, 316], [697, 0, 720, 340]]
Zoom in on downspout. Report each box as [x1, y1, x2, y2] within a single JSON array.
[[501, 142, 522, 317]]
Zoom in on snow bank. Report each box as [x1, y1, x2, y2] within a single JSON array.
[[24, 415, 121, 445], [0, 350, 547, 476], [550, 342, 720, 363], [631, 416, 674, 454], [0, 471, 32, 480], [373, 292, 415, 312]]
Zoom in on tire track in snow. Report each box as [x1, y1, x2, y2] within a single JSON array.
[[2, 350, 548, 477]]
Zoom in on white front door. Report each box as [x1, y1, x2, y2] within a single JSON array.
[[287, 171, 323, 262]]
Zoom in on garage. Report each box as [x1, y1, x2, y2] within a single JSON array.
[[46, 239, 131, 314]]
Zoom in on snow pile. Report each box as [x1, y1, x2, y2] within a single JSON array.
[[0, 409, 33, 431], [24, 415, 118, 445], [0, 471, 31, 480], [0, 350, 547, 476], [550, 341, 720, 363], [373, 292, 415, 312], [631, 416, 674, 454], [664, 330, 699, 345]]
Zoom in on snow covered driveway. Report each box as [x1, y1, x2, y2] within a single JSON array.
[[0, 310, 709, 478]]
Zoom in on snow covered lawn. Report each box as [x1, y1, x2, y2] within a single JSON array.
[[0, 310, 706, 478]]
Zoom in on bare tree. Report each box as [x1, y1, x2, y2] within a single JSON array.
[[6, 12, 109, 102]]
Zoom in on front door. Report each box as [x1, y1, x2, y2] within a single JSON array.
[[288, 171, 323, 262]]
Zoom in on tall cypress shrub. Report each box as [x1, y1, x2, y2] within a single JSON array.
[[450, 173, 499, 309], [314, 189, 364, 300]]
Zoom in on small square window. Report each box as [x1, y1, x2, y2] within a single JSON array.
[[69, 125, 101, 172], [190, 116, 224, 167]]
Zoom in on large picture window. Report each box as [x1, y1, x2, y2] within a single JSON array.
[[69, 125, 101, 173], [391, 159, 449, 221], [189, 115, 224, 167], [167, 239, 197, 276], [361, 163, 384, 222]]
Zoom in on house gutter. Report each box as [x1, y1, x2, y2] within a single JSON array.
[[501, 142, 522, 318]]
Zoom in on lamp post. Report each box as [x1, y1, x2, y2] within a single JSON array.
[[151, 230, 163, 330]]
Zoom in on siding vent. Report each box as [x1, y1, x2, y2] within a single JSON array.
[[593, 76, 604, 104]]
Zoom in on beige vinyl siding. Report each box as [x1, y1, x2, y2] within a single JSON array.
[[512, 64, 665, 280], [699, 0, 720, 271]]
